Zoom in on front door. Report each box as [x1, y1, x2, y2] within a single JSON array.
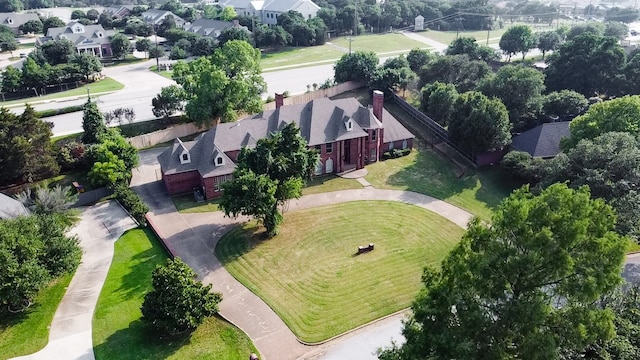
[[343, 140, 351, 164]]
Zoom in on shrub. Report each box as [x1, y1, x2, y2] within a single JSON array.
[[37, 105, 84, 118], [114, 184, 149, 226], [57, 141, 86, 171]]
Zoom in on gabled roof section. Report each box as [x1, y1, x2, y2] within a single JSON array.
[[511, 122, 570, 158], [0, 12, 39, 29], [263, 0, 319, 12], [157, 137, 200, 175], [220, 0, 252, 9]]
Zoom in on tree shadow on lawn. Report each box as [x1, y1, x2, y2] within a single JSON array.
[[385, 146, 519, 214], [215, 223, 269, 266], [93, 319, 189, 360]]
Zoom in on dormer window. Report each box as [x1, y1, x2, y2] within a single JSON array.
[[215, 155, 224, 166], [97, 32, 103, 37], [345, 118, 353, 131], [180, 150, 191, 164], [75, 26, 82, 33], [7, 18, 12, 24]]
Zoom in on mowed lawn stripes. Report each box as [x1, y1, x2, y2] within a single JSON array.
[[215, 201, 464, 343]]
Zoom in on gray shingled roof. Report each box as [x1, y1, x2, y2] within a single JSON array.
[[0, 12, 39, 30], [141, 10, 186, 27], [0, 193, 29, 219], [219, 0, 252, 9], [511, 122, 570, 158], [158, 97, 414, 178], [263, 0, 320, 12], [38, 22, 113, 47], [184, 19, 249, 39]]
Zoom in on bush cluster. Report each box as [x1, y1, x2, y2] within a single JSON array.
[[382, 148, 411, 160], [114, 184, 149, 226]]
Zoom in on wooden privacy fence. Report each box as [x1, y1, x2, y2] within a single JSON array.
[[262, 81, 365, 110], [390, 93, 477, 166], [127, 122, 207, 149]]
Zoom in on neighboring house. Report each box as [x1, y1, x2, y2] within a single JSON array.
[[103, 5, 137, 19], [219, 0, 320, 25], [0, 193, 29, 219], [184, 18, 249, 39], [140, 9, 187, 28], [0, 12, 40, 34], [158, 91, 415, 199], [37, 21, 114, 58], [511, 122, 570, 158]]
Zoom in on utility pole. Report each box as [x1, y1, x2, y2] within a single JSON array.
[[155, 30, 160, 73], [354, 1, 358, 36], [86, 87, 90, 101], [455, 16, 464, 39]]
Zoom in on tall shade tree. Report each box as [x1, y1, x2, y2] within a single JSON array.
[[42, 16, 64, 34], [334, 51, 379, 83], [563, 95, 640, 149], [19, 19, 42, 34], [379, 183, 627, 360], [604, 21, 629, 40], [217, 27, 252, 47], [152, 85, 186, 118], [172, 40, 265, 125], [545, 33, 625, 97], [141, 258, 222, 337], [220, 123, 319, 237], [542, 90, 589, 119], [70, 52, 102, 80], [478, 64, 545, 126], [537, 30, 561, 60], [81, 99, 107, 144], [418, 54, 491, 93], [0, 106, 58, 185], [544, 132, 640, 240], [109, 33, 131, 59], [420, 81, 458, 127], [39, 38, 74, 65], [499, 24, 537, 61], [406, 48, 433, 73], [448, 91, 512, 154]]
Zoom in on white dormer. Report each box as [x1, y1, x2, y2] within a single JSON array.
[[96, 31, 103, 38], [345, 118, 353, 131], [177, 138, 190, 164], [214, 154, 225, 166], [7, 18, 13, 24], [73, 24, 85, 33]]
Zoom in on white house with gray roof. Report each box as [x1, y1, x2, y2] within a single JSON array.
[[140, 9, 187, 28], [37, 21, 114, 58], [219, 0, 320, 25], [158, 91, 414, 199], [184, 18, 249, 39], [0, 12, 39, 34]]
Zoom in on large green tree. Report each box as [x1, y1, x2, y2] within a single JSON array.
[[542, 90, 589, 119], [141, 258, 222, 337], [220, 123, 319, 237], [42, 16, 64, 34], [563, 95, 640, 149], [0, 106, 58, 186], [70, 52, 102, 80], [537, 30, 561, 60], [448, 91, 512, 154], [499, 24, 537, 61], [544, 132, 640, 240], [109, 33, 130, 59], [81, 99, 107, 144], [545, 33, 625, 97], [334, 51, 379, 83], [172, 40, 265, 125], [152, 85, 186, 118], [379, 183, 626, 359], [420, 81, 458, 127], [418, 54, 491, 93], [39, 38, 74, 65], [478, 64, 545, 126]]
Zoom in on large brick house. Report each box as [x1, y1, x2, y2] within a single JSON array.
[[37, 22, 113, 58], [158, 91, 414, 199]]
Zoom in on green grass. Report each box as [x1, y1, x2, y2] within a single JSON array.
[[216, 201, 465, 343], [18, 42, 35, 49], [365, 148, 517, 220], [148, 65, 173, 79], [93, 228, 257, 360], [331, 33, 430, 53], [173, 193, 221, 213], [417, 22, 557, 46], [0, 78, 124, 107], [302, 174, 363, 195], [261, 45, 344, 70], [103, 55, 146, 67], [0, 273, 74, 359]]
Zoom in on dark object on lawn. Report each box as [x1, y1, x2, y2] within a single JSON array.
[[357, 243, 375, 255], [250, 354, 259, 360], [193, 187, 204, 203]]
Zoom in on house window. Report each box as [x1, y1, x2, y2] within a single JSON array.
[[326, 143, 333, 153], [216, 156, 223, 165], [370, 130, 376, 141], [182, 154, 188, 161], [314, 145, 322, 152], [214, 174, 232, 192], [402, 139, 408, 149], [314, 161, 323, 175], [389, 142, 394, 150], [371, 148, 377, 161]]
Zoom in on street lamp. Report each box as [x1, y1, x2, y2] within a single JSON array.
[[347, 37, 354, 54]]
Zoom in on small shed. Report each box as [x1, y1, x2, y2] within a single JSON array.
[[415, 15, 424, 31]]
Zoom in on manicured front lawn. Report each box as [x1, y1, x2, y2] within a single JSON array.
[[302, 174, 362, 195], [216, 201, 464, 343], [331, 33, 430, 53], [0, 273, 74, 358], [0, 78, 124, 107], [93, 228, 257, 359], [365, 148, 516, 220], [173, 193, 221, 213], [261, 45, 344, 70]]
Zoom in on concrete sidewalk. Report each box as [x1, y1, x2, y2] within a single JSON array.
[[11, 201, 137, 360]]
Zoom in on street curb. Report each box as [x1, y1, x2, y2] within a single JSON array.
[[2, 90, 118, 109]]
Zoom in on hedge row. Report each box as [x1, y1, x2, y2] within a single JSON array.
[[114, 184, 149, 226], [38, 105, 84, 118], [382, 148, 411, 160]]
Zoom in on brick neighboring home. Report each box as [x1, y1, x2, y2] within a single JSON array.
[[103, 5, 137, 19], [184, 18, 250, 40], [158, 91, 414, 199], [219, 0, 320, 25], [140, 9, 187, 28], [0, 12, 39, 34], [511, 122, 570, 158], [36, 21, 114, 58]]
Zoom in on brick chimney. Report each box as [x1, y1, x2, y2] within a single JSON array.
[[372, 90, 384, 122], [275, 93, 284, 108]]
